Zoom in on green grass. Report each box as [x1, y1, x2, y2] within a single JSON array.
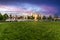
[[0, 21, 60, 40]]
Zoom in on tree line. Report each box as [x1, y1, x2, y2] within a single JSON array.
[[0, 13, 59, 21], [27, 15, 59, 21]]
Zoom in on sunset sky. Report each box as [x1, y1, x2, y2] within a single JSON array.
[[0, 0, 60, 16]]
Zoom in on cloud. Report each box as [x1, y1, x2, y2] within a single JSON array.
[[0, 3, 59, 16]]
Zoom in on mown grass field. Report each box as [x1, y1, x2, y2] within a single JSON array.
[[0, 21, 60, 40]]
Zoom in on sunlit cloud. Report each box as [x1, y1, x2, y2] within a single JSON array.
[[0, 3, 59, 16]]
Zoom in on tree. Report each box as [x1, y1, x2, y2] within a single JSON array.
[[27, 16, 30, 19], [31, 15, 34, 19], [47, 15, 52, 21], [3, 14, 9, 20], [27, 15, 34, 19], [9, 14, 12, 19], [0, 13, 3, 21], [42, 16, 46, 20], [37, 15, 41, 20]]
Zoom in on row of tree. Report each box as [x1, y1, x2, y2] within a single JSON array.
[[0, 13, 59, 21], [27, 15, 59, 21], [42, 15, 59, 21]]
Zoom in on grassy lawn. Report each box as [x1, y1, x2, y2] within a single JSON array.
[[0, 21, 60, 40]]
